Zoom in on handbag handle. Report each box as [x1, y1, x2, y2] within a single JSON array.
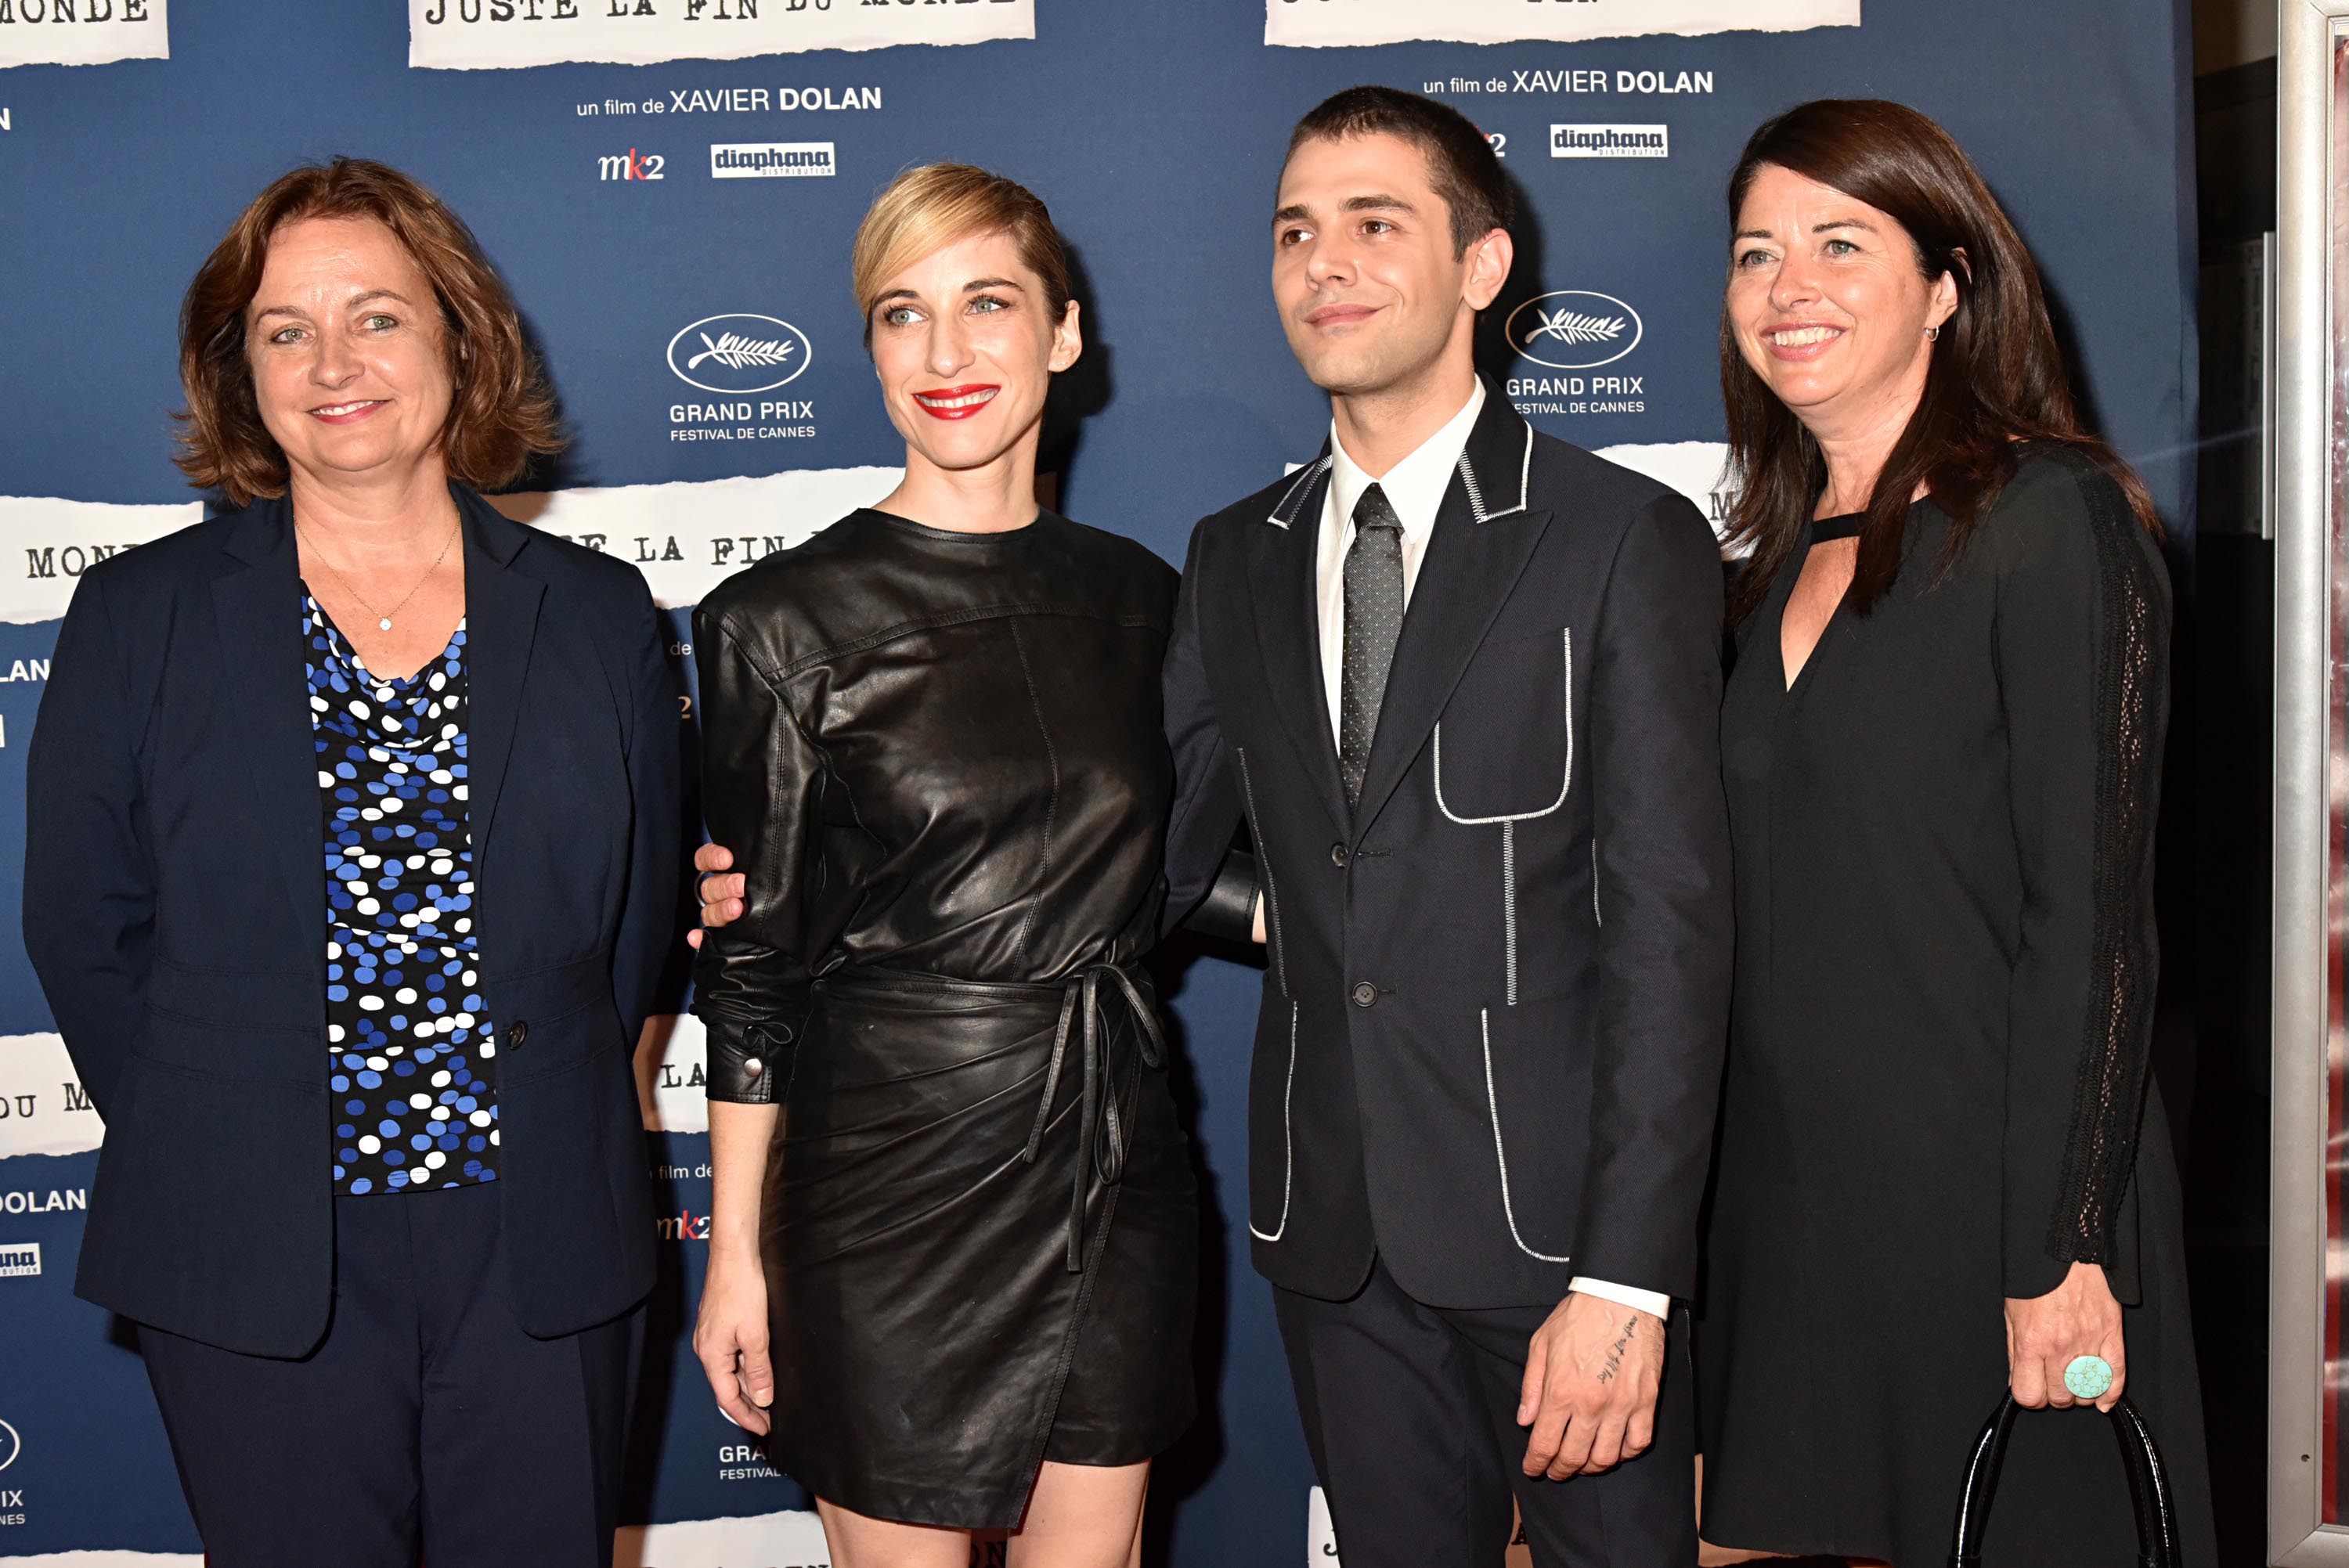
[[1947, 1396, 2178, 1568]]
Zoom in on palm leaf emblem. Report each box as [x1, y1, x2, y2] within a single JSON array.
[[1523, 308, 1628, 348], [687, 331, 799, 371]]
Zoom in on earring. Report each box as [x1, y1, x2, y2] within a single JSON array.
[[1925, 325, 1940, 341]]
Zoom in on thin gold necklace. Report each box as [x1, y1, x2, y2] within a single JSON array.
[[297, 520, 459, 633]]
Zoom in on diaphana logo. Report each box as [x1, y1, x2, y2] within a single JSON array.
[[666, 315, 812, 395], [1506, 290, 1644, 370], [1550, 124, 1669, 159], [0, 1243, 37, 1278], [0, 1419, 19, 1472], [711, 141, 836, 179]]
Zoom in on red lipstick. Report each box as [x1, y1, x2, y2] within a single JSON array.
[[911, 384, 1000, 420]]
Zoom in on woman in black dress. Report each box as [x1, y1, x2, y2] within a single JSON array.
[[1694, 102, 2217, 1565], [686, 164, 1196, 1567]]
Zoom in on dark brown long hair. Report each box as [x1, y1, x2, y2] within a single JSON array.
[[175, 157, 561, 506], [1719, 99, 2157, 624]]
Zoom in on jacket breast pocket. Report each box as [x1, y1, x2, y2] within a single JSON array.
[[1434, 628, 1573, 824]]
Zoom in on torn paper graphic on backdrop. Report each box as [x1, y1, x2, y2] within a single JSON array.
[[0, 0, 168, 68], [1266, 0, 1856, 48], [0, 499, 203, 625], [485, 466, 899, 608], [409, 0, 1032, 69]]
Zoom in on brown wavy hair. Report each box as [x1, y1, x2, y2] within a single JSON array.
[[174, 157, 561, 505], [1719, 99, 2157, 625]]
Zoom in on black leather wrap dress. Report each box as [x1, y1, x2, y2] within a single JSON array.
[[690, 507, 1197, 1529]]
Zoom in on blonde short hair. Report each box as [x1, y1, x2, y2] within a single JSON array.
[[850, 163, 1073, 348]]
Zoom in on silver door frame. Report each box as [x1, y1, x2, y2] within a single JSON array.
[[2275, 2, 2349, 1559]]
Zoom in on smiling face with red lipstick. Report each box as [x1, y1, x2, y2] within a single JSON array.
[[1726, 162, 1958, 458], [865, 229, 1080, 519], [245, 214, 458, 494]]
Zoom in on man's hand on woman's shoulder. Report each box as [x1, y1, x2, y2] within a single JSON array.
[[686, 842, 747, 951]]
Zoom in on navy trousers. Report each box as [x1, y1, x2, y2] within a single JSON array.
[[1275, 1258, 1698, 1568], [139, 1182, 642, 1568]]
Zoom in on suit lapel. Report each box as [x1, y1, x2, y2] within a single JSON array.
[[1247, 449, 1348, 824], [212, 497, 329, 960], [1354, 393, 1550, 831], [456, 489, 544, 877]]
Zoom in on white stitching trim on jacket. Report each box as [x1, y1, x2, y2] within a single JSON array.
[[1456, 422, 1535, 524], [1432, 629, 1573, 1004], [1249, 1001, 1301, 1243], [1234, 747, 1288, 997], [1265, 456, 1332, 529], [1482, 1007, 1571, 1263]]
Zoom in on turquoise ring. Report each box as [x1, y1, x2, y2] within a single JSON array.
[[2063, 1355, 2114, 1400]]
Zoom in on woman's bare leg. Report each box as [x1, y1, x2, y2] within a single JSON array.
[[1007, 1460, 1149, 1568], [815, 1498, 972, 1568]]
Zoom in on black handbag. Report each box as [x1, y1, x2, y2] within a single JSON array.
[[1947, 1396, 2180, 1568]]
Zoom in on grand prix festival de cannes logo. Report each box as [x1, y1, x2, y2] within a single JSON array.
[[0, 1419, 20, 1473], [666, 315, 812, 395], [1506, 290, 1644, 371]]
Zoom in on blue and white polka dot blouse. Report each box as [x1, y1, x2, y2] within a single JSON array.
[[305, 594, 500, 1195]]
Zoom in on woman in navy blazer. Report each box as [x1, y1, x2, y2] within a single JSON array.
[[23, 159, 680, 1568]]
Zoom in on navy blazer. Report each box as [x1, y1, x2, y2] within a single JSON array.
[[1161, 384, 1733, 1309], [23, 488, 683, 1357]]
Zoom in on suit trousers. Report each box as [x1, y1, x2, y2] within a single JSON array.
[[138, 1182, 642, 1568], [1275, 1257, 1695, 1568]]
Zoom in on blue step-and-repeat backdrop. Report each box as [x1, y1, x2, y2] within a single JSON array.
[[0, 2, 2192, 1563]]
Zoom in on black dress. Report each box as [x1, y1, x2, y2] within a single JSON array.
[[1696, 449, 2217, 1566], [689, 508, 1197, 1530]]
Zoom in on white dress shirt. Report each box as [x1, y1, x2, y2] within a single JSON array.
[[1316, 380, 1485, 735], [1313, 380, 1672, 1322]]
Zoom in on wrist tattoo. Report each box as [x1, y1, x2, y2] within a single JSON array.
[[1597, 1314, 1637, 1383]]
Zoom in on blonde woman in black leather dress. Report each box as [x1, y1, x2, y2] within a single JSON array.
[[686, 164, 1214, 1568]]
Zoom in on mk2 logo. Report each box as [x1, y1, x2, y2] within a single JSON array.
[[1506, 290, 1644, 370], [598, 148, 666, 182]]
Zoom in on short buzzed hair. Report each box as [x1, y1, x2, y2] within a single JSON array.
[[1286, 85, 1515, 255]]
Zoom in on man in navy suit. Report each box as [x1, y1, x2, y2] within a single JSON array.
[[1156, 88, 1730, 1565]]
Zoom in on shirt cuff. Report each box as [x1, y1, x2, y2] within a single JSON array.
[[1568, 1276, 1671, 1319]]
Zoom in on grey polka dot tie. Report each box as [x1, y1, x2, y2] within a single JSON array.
[[1340, 483, 1405, 809]]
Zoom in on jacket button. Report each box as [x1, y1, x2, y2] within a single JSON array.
[[1331, 843, 1349, 868], [743, 1057, 764, 1080], [1351, 982, 1377, 1009], [507, 1019, 529, 1050]]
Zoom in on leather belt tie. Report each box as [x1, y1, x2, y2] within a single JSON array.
[[1019, 961, 1167, 1272]]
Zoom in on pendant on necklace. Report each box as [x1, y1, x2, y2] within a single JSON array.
[[378, 618, 394, 632]]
